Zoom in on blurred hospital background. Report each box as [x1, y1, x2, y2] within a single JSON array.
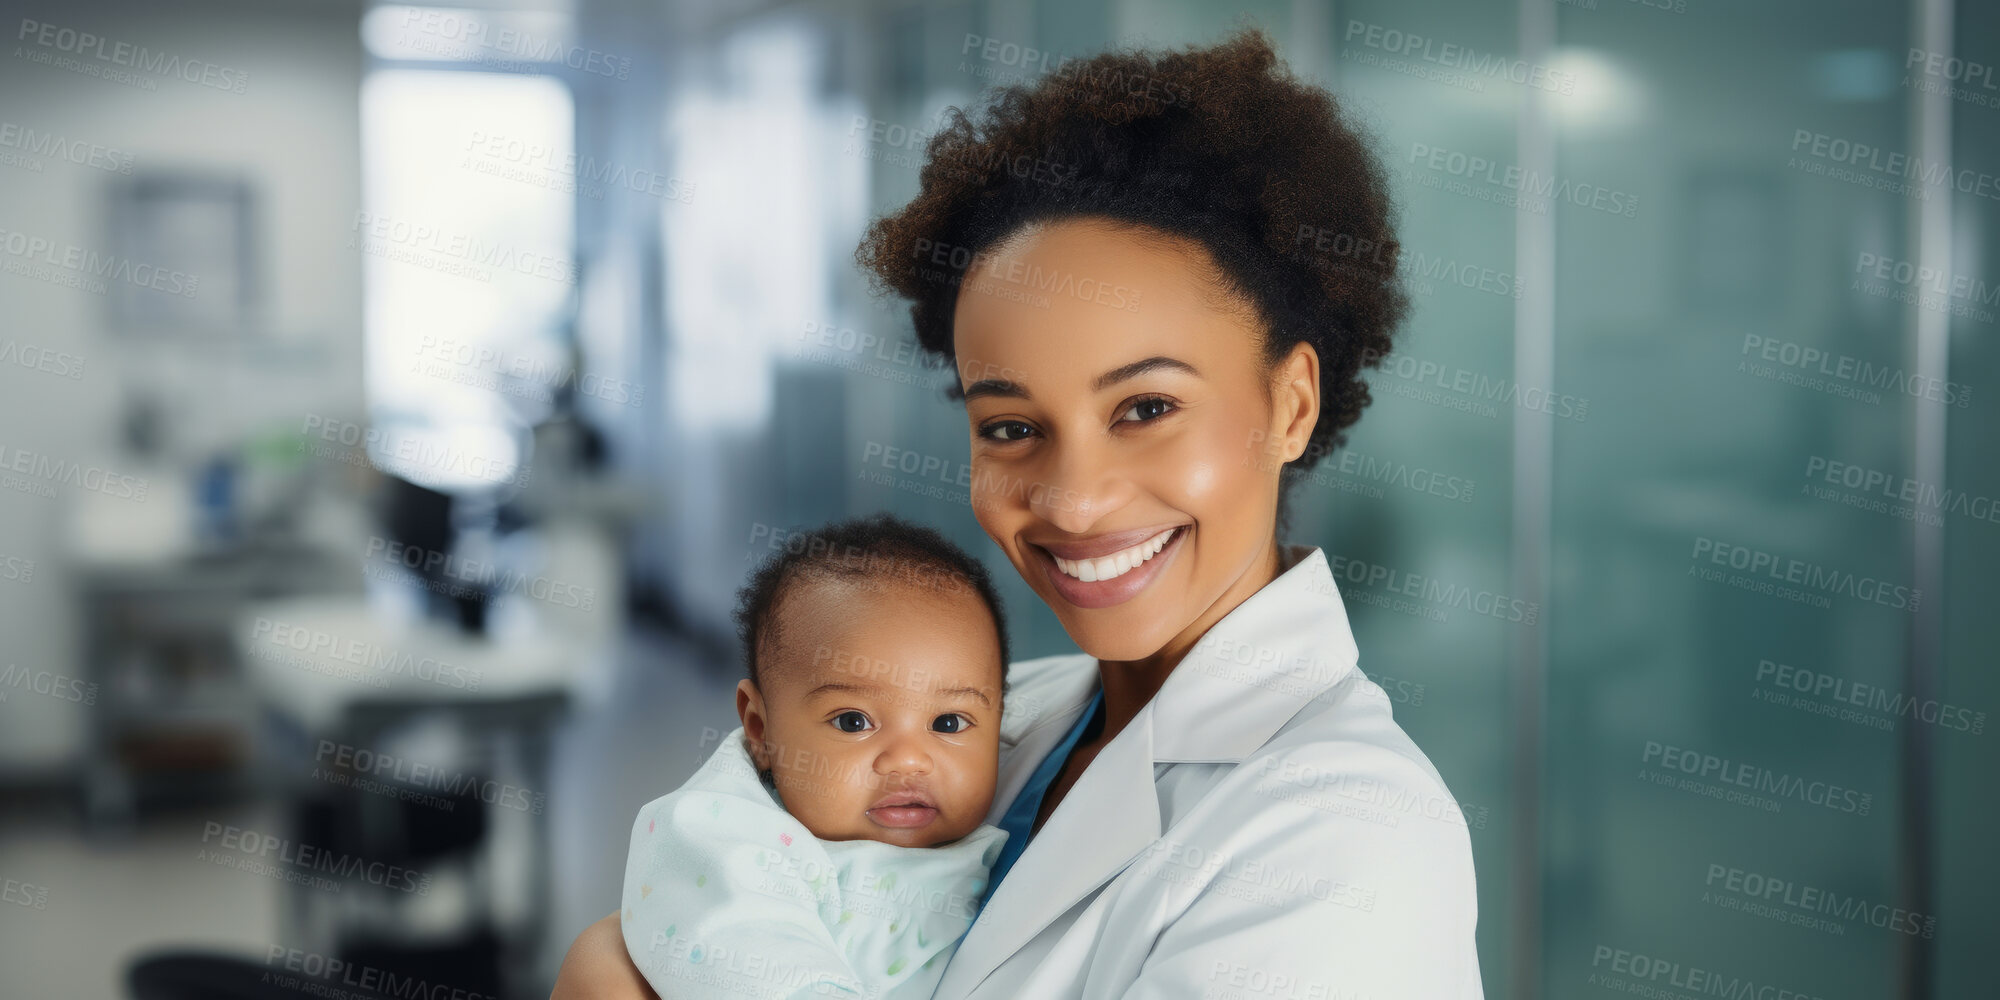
[[0, 0, 1995, 997]]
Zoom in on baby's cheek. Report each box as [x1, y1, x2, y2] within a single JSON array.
[[771, 772, 850, 837], [948, 770, 1000, 832]]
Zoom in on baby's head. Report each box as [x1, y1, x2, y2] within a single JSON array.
[[733, 513, 1009, 849]]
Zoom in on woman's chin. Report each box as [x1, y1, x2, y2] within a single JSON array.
[[1059, 616, 1176, 665]]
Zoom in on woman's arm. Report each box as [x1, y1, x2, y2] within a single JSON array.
[[550, 912, 659, 1000]]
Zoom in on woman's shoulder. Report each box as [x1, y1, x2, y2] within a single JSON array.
[[1203, 673, 1477, 847], [1142, 680, 1483, 996]]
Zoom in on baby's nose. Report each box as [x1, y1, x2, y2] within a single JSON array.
[[873, 738, 934, 775]]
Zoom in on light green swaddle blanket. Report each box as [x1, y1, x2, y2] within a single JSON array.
[[621, 727, 1008, 1000]]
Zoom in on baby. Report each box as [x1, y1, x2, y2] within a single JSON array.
[[622, 513, 1013, 1000]]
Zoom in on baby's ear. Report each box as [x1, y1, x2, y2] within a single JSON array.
[[736, 678, 771, 769]]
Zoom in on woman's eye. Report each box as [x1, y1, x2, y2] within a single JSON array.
[[1118, 397, 1175, 423], [832, 711, 871, 733], [978, 420, 1035, 442], [932, 713, 970, 734]]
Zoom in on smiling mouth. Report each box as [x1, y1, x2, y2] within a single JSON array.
[[1049, 527, 1177, 582], [1034, 525, 1189, 610]]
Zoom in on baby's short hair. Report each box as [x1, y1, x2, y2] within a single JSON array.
[[732, 513, 1011, 693]]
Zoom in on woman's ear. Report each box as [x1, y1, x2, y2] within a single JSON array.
[[736, 678, 771, 770], [1272, 341, 1321, 463]]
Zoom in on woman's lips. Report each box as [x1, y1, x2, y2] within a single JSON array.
[[1034, 525, 1188, 610]]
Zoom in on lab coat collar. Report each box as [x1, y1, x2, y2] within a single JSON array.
[[1151, 544, 1357, 762], [941, 545, 1355, 997]]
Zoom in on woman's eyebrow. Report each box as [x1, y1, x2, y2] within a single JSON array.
[[962, 377, 1026, 402], [1092, 355, 1201, 390], [962, 355, 1201, 401]]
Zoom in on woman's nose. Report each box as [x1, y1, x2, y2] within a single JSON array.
[[1027, 441, 1133, 534]]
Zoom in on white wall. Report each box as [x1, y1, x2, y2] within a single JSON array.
[[0, 0, 366, 770]]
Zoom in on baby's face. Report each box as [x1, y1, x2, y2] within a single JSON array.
[[738, 575, 1005, 849]]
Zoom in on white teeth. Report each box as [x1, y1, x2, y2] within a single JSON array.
[[1052, 528, 1178, 583]]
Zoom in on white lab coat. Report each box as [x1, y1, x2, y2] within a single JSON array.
[[934, 545, 1483, 1000]]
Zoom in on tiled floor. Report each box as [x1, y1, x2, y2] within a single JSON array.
[[0, 623, 741, 1000]]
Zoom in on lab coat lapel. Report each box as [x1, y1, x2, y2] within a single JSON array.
[[1152, 546, 1357, 762], [937, 547, 1352, 996], [939, 702, 1161, 997]]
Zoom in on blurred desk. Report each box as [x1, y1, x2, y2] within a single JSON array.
[[75, 544, 351, 827], [236, 595, 577, 731]]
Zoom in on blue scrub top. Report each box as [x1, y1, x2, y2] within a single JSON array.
[[980, 687, 1105, 909]]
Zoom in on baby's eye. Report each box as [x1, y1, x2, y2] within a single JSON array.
[[932, 713, 971, 734], [832, 711, 871, 734]]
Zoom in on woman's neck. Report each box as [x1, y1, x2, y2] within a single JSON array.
[[1090, 537, 1288, 745]]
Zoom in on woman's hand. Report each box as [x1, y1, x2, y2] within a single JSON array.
[[550, 911, 658, 1000]]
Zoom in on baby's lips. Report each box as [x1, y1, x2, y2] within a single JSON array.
[[867, 786, 939, 811]]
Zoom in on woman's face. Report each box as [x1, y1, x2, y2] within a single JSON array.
[[953, 218, 1319, 664]]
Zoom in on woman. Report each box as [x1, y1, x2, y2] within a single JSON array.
[[557, 29, 1482, 998]]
